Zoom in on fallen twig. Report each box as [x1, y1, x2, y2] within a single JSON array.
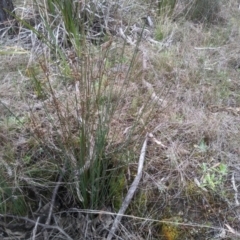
[[42, 166, 66, 240], [45, 166, 66, 225], [107, 134, 148, 240], [231, 173, 239, 206], [32, 217, 40, 240], [0, 214, 73, 240]]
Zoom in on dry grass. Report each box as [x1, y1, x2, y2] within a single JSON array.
[[1, 0, 240, 239]]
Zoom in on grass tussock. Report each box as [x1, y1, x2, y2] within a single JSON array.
[[1, 0, 240, 239]]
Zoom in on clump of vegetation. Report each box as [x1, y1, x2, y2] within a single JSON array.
[[0, 0, 240, 239], [184, 0, 221, 23], [157, 0, 178, 17]]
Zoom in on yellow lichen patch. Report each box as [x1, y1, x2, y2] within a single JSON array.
[[161, 222, 179, 240]]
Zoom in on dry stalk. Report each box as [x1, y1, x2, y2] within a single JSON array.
[[119, 25, 167, 108]]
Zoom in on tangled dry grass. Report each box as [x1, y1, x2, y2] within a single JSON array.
[[1, 0, 240, 239]]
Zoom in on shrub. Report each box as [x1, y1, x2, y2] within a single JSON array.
[[183, 0, 220, 23], [157, 0, 178, 17]]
